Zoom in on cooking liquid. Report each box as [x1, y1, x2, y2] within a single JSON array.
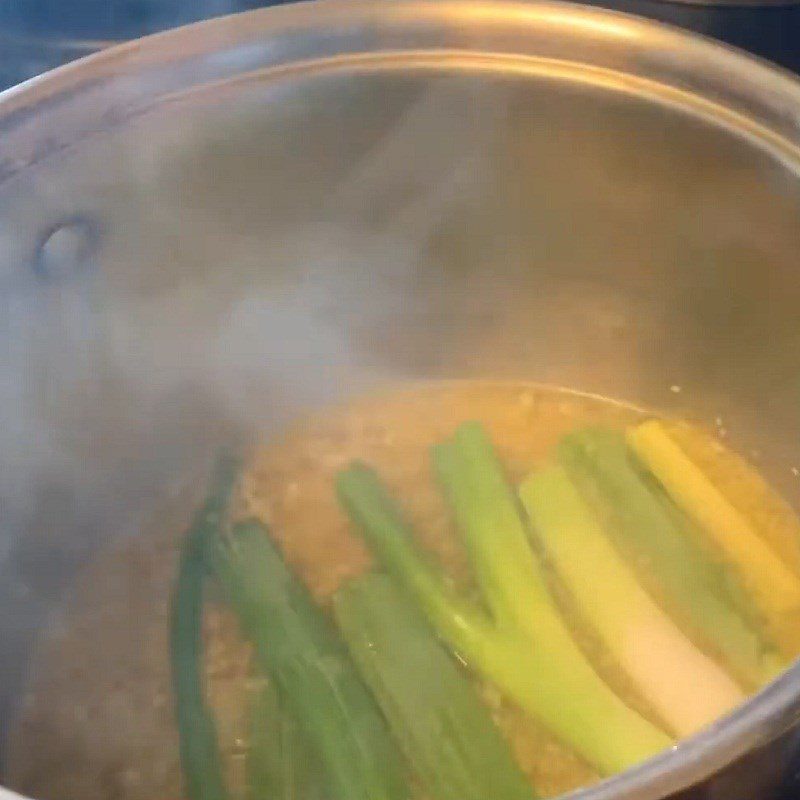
[[7, 382, 800, 800]]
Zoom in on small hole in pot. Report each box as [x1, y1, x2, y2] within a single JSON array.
[[34, 216, 101, 281]]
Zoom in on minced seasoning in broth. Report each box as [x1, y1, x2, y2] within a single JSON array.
[[6, 382, 800, 800]]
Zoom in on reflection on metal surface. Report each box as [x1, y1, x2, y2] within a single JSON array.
[[444, 2, 641, 38]]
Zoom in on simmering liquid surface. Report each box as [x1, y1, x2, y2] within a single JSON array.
[[6, 382, 799, 800]]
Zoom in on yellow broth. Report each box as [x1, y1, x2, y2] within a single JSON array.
[[7, 382, 800, 800]]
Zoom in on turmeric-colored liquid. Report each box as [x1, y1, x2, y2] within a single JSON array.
[[7, 382, 800, 800]]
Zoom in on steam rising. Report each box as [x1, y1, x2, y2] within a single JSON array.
[[0, 77, 504, 752]]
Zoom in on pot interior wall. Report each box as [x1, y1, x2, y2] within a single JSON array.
[[2, 48, 800, 782]]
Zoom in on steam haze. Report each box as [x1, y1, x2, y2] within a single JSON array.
[[0, 74, 507, 758]]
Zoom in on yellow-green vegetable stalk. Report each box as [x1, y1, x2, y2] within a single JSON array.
[[520, 465, 743, 737], [628, 420, 800, 658], [337, 438, 672, 776]]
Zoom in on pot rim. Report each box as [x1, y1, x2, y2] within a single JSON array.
[[1, 2, 800, 799]]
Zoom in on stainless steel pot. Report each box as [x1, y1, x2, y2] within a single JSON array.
[[2, 1, 800, 798]]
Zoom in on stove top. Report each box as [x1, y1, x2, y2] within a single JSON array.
[[1, 0, 800, 91]]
